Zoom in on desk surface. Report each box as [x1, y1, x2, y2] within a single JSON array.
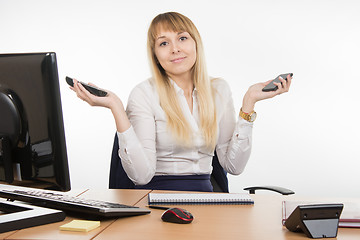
[[1, 189, 359, 240], [94, 192, 360, 240]]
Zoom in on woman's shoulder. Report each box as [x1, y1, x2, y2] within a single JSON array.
[[210, 77, 232, 98], [131, 78, 154, 91], [129, 78, 157, 99], [211, 77, 230, 88]]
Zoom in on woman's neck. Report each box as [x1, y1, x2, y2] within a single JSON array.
[[169, 73, 194, 97]]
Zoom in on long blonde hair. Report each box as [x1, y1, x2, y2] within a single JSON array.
[[147, 12, 217, 149]]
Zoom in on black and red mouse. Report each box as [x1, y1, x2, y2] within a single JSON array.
[[161, 207, 194, 224]]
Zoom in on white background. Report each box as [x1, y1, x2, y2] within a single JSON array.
[[1, 0, 359, 198]]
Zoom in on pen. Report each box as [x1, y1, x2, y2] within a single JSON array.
[[146, 205, 170, 210]]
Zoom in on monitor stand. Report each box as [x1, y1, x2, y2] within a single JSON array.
[[0, 200, 65, 233]]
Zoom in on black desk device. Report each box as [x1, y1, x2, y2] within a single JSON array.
[[285, 204, 343, 238]]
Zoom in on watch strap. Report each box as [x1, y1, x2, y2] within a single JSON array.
[[239, 108, 256, 122]]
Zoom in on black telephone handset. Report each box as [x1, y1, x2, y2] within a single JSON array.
[[262, 73, 293, 92], [66, 76, 108, 97]]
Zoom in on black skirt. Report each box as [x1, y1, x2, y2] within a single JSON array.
[[134, 174, 213, 192]]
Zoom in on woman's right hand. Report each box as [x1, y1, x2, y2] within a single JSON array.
[[70, 79, 124, 110], [70, 79, 131, 132]]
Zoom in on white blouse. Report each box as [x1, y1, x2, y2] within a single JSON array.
[[117, 78, 253, 185]]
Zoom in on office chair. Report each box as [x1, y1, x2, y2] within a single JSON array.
[[109, 133, 294, 195]]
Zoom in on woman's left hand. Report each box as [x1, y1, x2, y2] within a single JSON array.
[[242, 74, 292, 113]]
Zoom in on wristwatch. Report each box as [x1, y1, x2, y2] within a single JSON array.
[[239, 108, 257, 122]]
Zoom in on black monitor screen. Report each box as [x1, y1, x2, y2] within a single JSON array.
[[0, 52, 70, 191]]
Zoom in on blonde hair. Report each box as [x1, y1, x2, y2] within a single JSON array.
[[147, 12, 217, 149]]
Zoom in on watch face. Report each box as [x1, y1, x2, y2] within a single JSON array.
[[250, 112, 257, 122]]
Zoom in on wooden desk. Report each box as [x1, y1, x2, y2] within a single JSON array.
[[95, 191, 360, 240], [0, 189, 150, 240], [1, 189, 359, 239]]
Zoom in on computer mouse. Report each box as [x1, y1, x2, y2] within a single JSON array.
[[161, 207, 194, 224]]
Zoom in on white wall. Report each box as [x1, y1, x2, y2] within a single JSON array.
[[1, 0, 359, 198]]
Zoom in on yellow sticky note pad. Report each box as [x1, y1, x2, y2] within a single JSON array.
[[60, 220, 100, 232]]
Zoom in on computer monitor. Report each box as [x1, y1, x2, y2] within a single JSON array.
[[0, 52, 70, 232], [0, 52, 70, 191]]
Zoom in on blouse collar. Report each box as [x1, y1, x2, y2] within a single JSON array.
[[169, 78, 197, 97]]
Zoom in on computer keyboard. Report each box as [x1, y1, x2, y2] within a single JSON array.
[[0, 189, 150, 218]]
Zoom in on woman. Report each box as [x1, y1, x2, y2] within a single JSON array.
[[71, 12, 291, 192]]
